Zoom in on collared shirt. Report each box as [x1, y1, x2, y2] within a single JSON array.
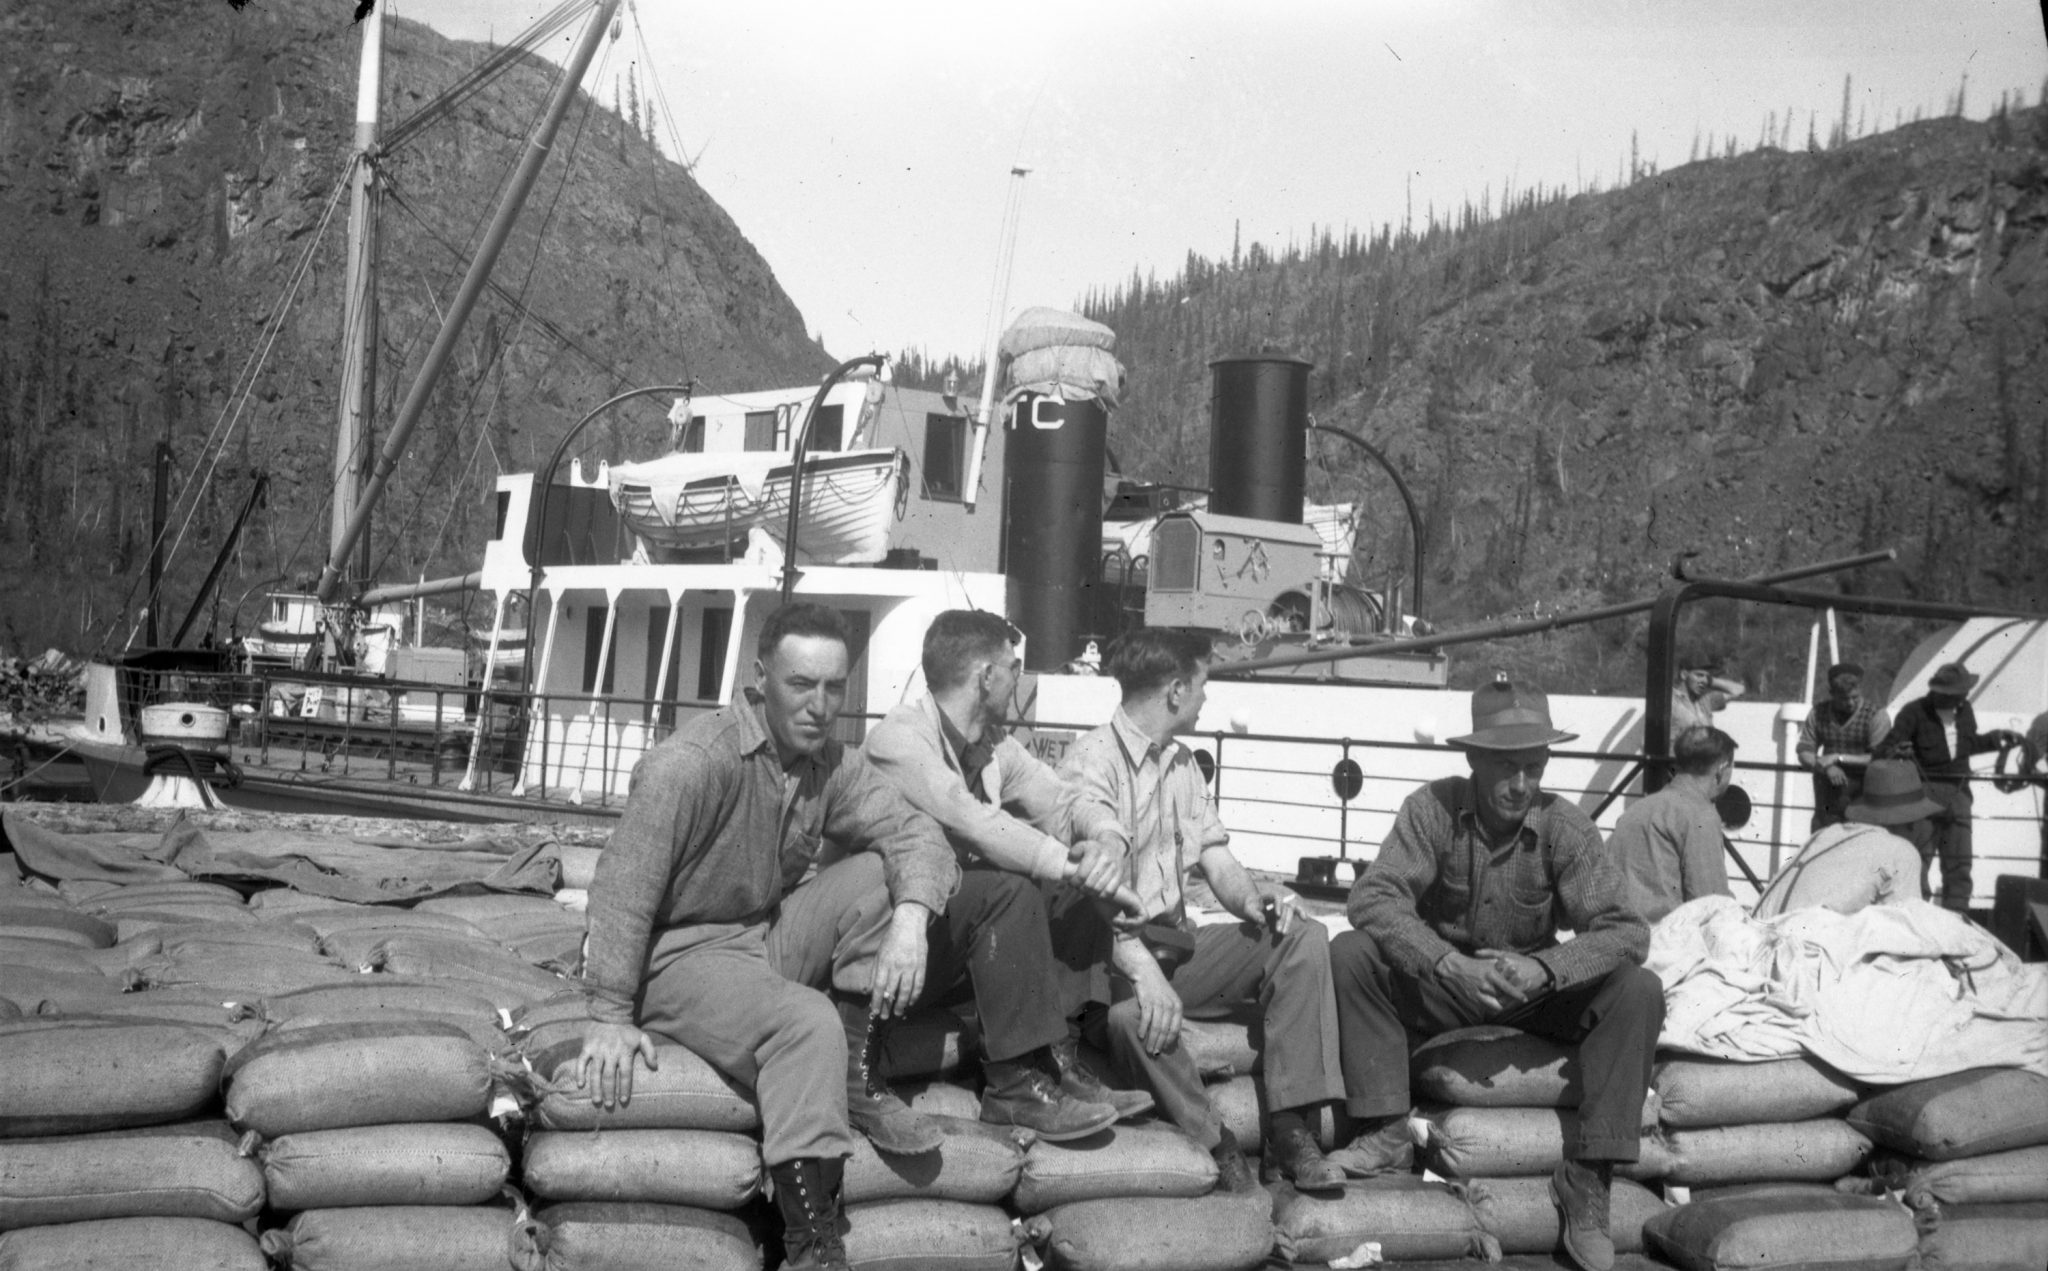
[[583, 692, 958, 1025], [937, 708, 997, 802], [1796, 695, 1889, 766], [1059, 706, 1230, 924], [1348, 776, 1648, 991], [865, 694, 1119, 881], [1607, 782, 1732, 925]]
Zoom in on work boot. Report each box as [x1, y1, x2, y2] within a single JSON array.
[[1266, 1117, 1345, 1192], [1211, 1126, 1262, 1195], [1550, 1157, 1615, 1271], [1050, 1032, 1155, 1121], [838, 998, 942, 1155], [767, 1157, 849, 1271], [1324, 1113, 1415, 1178], [980, 1049, 1119, 1142]]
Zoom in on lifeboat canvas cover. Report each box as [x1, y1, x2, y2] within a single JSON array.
[[607, 447, 905, 563]]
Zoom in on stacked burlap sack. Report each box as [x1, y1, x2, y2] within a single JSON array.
[[1, 881, 278, 1267], [0, 1012, 267, 1269], [514, 994, 1030, 1271], [1850, 1066, 2048, 1271], [1271, 1024, 1669, 1264], [2, 873, 592, 1270]]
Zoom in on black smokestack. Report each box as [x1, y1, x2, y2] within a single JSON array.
[[1003, 393, 1107, 672], [1208, 354, 1311, 524]]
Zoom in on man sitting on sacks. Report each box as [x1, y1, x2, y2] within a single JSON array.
[[575, 603, 1112, 1271], [863, 608, 1154, 1126], [1329, 674, 1662, 1271], [1058, 626, 1348, 1195]]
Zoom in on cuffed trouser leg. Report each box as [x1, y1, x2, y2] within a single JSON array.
[[1105, 918, 1343, 1148], [638, 923, 849, 1166], [1173, 919, 1342, 1113], [922, 867, 1068, 1062], [1502, 965, 1663, 1163]]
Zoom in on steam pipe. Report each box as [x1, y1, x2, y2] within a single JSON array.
[[1210, 549, 1901, 678], [316, 0, 623, 604], [520, 384, 694, 692], [780, 354, 886, 604], [1308, 423, 1426, 621]]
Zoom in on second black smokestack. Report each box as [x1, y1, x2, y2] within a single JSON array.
[[1208, 354, 1311, 524]]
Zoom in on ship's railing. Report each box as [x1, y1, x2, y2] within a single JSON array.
[[1012, 721, 2043, 910], [114, 657, 2038, 904]]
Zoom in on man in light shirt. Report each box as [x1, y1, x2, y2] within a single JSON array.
[[1060, 626, 1346, 1195], [1609, 725, 1737, 923]]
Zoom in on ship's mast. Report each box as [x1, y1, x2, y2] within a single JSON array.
[[315, 0, 621, 606], [330, 1, 384, 587], [962, 166, 1028, 512]]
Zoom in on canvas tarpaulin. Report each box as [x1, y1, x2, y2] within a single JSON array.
[[1, 810, 561, 904]]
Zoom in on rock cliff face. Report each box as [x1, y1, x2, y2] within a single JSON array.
[[1095, 111, 2048, 695], [0, 0, 830, 652]]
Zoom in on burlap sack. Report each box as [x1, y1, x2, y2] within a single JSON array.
[[522, 1128, 763, 1208]]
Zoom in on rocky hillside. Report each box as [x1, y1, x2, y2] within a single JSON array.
[[1082, 108, 2048, 696], [0, 0, 830, 654]]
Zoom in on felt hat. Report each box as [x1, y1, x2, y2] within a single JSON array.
[[1846, 760, 1945, 826], [1926, 662, 1979, 694], [1448, 674, 1578, 751]]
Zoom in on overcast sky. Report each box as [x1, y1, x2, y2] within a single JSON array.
[[397, 0, 2048, 366]]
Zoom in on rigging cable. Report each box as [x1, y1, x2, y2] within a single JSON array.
[[100, 159, 353, 657], [367, 32, 622, 587], [380, 0, 595, 155]]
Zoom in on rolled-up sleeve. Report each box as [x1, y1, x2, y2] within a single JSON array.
[[585, 745, 709, 1025], [824, 749, 960, 916], [1348, 789, 1459, 977]]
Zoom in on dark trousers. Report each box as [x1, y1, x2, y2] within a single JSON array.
[[1809, 769, 1862, 833], [1921, 783, 1974, 912], [1329, 928, 1662, 1162], [918, 864, 1068, 1062], [1093, 918, 1342, 1150]]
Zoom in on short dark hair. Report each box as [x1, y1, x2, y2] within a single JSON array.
[[1106, 627, 1214, 700], [922, 609, 1020, 691], [757, 602, 851, 662], [1673, 725, 1737, 775], [1826, 662, 1864, 684]]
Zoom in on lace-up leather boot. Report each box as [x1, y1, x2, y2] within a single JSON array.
[[768, 1156, 849, 1271], [1550, 1157, 1615, 1271], [979, 1048, 1118, 1142], [1049, 1033, 1154, 1121], [838, 998, 941, 1155]]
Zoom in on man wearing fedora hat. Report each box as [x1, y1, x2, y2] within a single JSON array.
[[1878, 662, 2024, 913], [1753, 759, 1942, 917], [1327, 675, 1661, 1271]]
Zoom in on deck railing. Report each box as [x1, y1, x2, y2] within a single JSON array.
[[114, 662, 2044, 902]]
